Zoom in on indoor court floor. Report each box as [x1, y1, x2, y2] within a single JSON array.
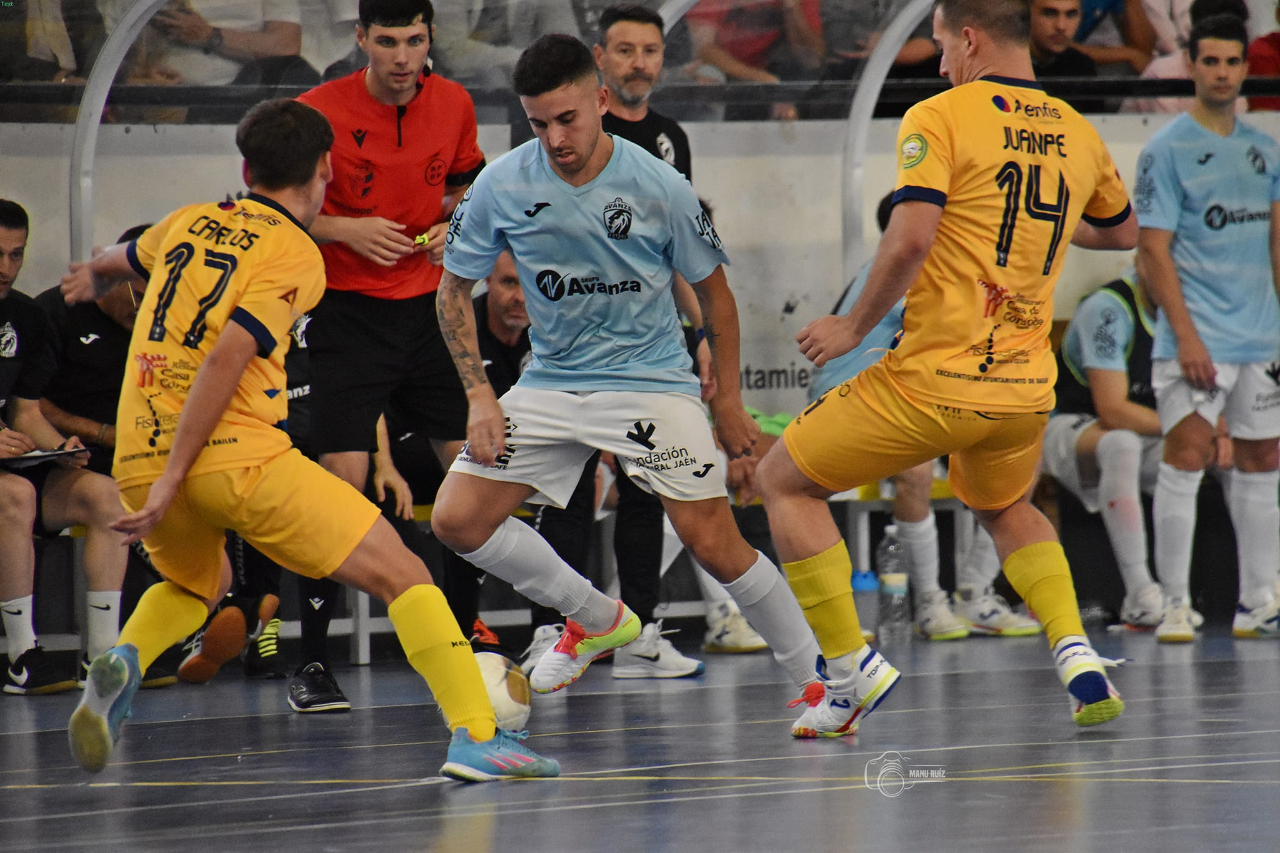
[[2, 628, 1277, 852]]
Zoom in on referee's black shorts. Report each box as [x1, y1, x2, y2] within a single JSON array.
[[307, 288, 468, 455]]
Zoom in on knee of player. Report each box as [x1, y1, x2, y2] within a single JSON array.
[[428, 502, 483, 554], [80, 472, 128, 527], [1095, 428, 1143, 466], [0, 474, 37, 526]]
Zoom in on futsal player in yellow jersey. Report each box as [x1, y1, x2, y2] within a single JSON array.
[[60, 99, 558, 781], [759, 0, 1140, 732]]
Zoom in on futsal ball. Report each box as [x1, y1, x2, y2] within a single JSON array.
[[475, 652, 532, 730]]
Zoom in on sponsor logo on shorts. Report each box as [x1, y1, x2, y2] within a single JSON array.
[[625, 421, 657, 450], [692, 462, 715, 478], [631, 445, 703, 472]]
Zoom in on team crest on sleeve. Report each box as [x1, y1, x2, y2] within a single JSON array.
[[604, 197, 634, 240], [1247, 145, 1268, 175], [901, 134, 928, 169], [656, 133, 675, 167]]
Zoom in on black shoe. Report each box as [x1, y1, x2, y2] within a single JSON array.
[[243, 617, 287, 679], [288, 662, 350, 713], [4, 646, 78, 695]]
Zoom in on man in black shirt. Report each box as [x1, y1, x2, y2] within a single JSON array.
[[35, 225, 149, 477], [594, 4, 692, 182], [0, 200, 130, 695], [1030, 0, 1107, 113]]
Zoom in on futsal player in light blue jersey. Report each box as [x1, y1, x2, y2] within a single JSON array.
[[1136, 13, 1280, 642], [430, 34, 842, 735]]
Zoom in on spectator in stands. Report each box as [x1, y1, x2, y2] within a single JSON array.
[[685, 0, 825, 120], [0, 199, 129, 695], [1247, 0, 1280, 109], [299, 0, 362, 80], [0, 0, 103, 83], [1144, 0, 1193, 55], [1030, 0, 1108, 113], [1121, 0, 1248, 112], [431, 0, 582, 88], [1074, 0, 1156, 72], [145, 0, 314, 88], [34, 225, 148, 477]]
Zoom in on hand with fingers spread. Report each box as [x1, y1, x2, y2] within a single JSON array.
[[797, 314, 862, 368]]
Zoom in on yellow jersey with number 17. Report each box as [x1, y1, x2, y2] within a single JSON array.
[[113, 194, 326, 489], [884, 76, 1131, 414]]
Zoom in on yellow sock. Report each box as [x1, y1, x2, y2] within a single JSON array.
[[117, 581, 209, 672], [782, 542, 866, 660], [387, 584, 496, 742], [1002, 541, 1085, 648]]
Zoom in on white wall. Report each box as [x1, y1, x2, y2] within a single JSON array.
[[5, 112, 1280, 414]]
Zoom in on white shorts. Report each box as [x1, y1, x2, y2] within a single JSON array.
[[1153, 360, 1280, 440], [449, 386, 729, 508], [1042, 413, 1163, 513]]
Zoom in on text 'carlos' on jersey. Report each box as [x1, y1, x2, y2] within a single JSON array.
[[114, 194, 326, 489]]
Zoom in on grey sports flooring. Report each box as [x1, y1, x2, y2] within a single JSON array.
[[2, 627, 1278, 852]]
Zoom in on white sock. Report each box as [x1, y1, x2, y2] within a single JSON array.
[[956, 523, 1001, 592], [1153, 463, 1203, 604], [1095, 429, 1154, 597], [694, 563, 734, 605], [895, 514, 941, 603], [85, 590, 121, 659], [1227, 469, 1280, 610], [1, 596, 37, 660], [825, 642, 876, 682], [459, 517, 618, 633], [722, 551, 820, 686]]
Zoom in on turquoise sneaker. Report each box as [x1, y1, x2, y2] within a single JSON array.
[[439, 727, 561, 782], [68, 644, 141, 773]]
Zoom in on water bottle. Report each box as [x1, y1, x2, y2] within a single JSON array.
[[875, 525, 911, 643], [851, 568, 879, 640]]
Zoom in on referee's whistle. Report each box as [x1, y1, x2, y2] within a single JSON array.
[[414, 233, 431, 246]]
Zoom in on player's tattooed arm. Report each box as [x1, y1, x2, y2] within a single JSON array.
[[438, 268, 509, 466], [437, 270, 490, 391]]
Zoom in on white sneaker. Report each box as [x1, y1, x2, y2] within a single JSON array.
[[613, 620, 706, 679], [1119, 583, 1164, 629], [703, 603, 768, 653], [520, 624, 564, 676], [914, 590, 969, 640], [1052, 635, 1124, 727], [1155, 600, 1196, 643], [1232, 599, 1280, 639], [953, 587, 1042, 637], [790, 650, 901, 738]]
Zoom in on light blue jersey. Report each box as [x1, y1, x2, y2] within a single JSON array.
[[806, 262, 906, 403], [1134, 113, 1280, 363], [444, 136, 728, 395], [1060, 282, 1141, 376]]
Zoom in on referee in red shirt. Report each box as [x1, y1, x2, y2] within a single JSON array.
[[291, 0, 484, 710]]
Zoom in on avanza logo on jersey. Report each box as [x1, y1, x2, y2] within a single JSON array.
[[534, 270, 642, 302]]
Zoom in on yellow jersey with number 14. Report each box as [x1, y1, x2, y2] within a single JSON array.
[[113, 194, 326, 489], [884, 76, 1131, 413]]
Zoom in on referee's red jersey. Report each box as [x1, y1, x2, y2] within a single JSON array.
[[299, 69, 486, 299]]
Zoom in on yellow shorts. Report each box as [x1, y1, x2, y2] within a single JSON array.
[[121, 449, 381, 601], [784, 362, 1048, 511]]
